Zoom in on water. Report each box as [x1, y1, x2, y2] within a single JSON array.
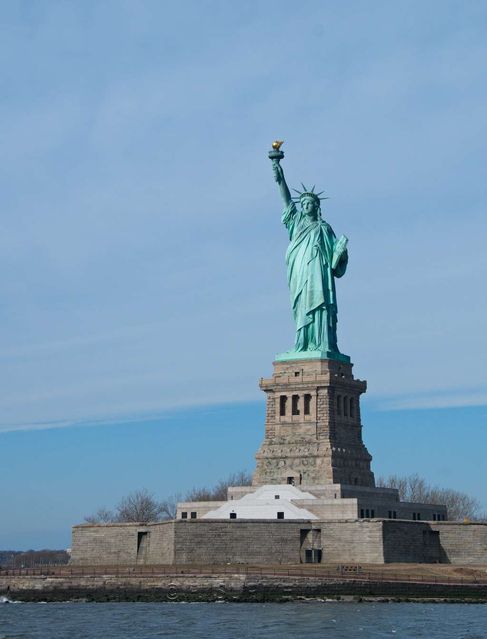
[[0, 601, 486, 638]]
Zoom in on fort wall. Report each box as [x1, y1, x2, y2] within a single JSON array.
[[431, 522, 487, 564], [71, 519, 487, 566]]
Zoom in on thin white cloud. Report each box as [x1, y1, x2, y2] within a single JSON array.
[[2, 381, 486, 435], [0, 392, 259, 435], [0, 321, 159, 361], [377, 390, 487, 411]]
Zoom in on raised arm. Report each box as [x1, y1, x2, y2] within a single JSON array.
[[272, 160, 292, 207]]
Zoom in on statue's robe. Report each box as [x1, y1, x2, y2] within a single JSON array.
[[282, 201, 348, 353]]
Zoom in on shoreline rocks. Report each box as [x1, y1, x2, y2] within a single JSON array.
[[1, 574, 486, 603]]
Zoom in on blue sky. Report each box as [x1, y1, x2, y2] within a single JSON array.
[[1, 1, 486, 549]]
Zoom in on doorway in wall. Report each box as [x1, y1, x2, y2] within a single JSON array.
[[300, 528, 322, 563], [304, 549, 322, 563], [136, 531, 150, 563]]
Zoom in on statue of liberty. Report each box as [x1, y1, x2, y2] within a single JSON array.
[[269, 142, 350, 363]]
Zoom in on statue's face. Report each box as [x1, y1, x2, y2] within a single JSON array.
[[301, 196, 319, 218]]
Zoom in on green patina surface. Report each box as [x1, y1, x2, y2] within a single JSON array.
[[269, 144, 350, 363]]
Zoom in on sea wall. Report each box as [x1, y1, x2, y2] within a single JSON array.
[[1, 573, 486, 603]]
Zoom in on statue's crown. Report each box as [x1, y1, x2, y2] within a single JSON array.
[[292, 184, 328, 205]]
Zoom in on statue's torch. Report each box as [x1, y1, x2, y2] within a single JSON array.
[[268, 140, 284, 162]]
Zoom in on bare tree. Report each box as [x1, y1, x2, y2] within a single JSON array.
[[84, 470, 254, 524], [427, 488, 480, 521], [85, 492, 169, 524], [377, 473, 431, 503], [159, 493, 182, 519], [185, 470, 252, 501], [115, 489, 166, 522], [377, 473, 482, 521], [184, 487, 215, 501], [84, 507, 116, 524], [212, 470, 253, 499]]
